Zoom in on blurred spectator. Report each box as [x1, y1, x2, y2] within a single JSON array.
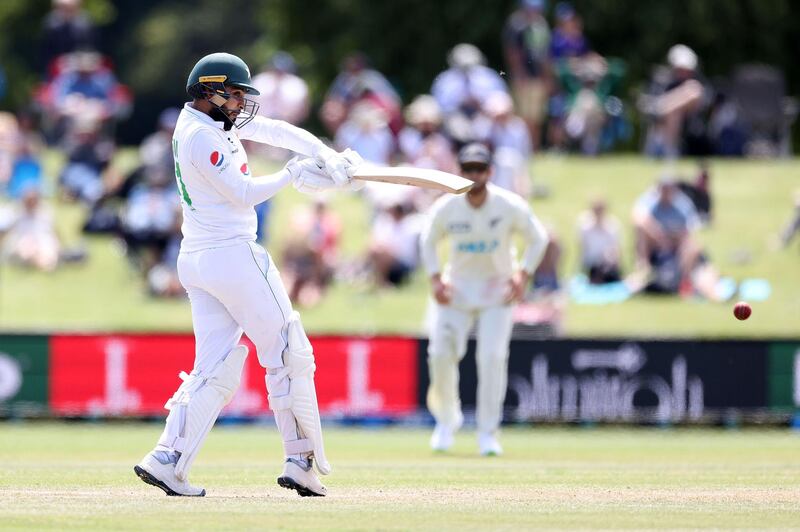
[[58, 115, 114, 204], [0, 113, 20, 191], [515, 225, 564, 335], [281, 199, 341, 307], [118, 164, 179, 275], [639, 44, 710, 158], [548, 3, 626, 154], [41, 0, 96, 73], [549, 2, 589, 60], [84, 110, 177, 235], [431, 43, 508, 146], [38, 50, 131, 143], [252, 51, 310, 126], [632, 176, 727, 300], [321, 52, 401, 136], [334, 101, 394, 165], [366, 200, 422, 288], [476, 91, 532, 196], [503, 0, 552, 150], [780, 190, 800, 250], [2, 185, 60, 272], [249, 53, 310, 243], [52, 51, 118, 112], [577, 198, 622, 284], [139, 108, 179, 175], [531, 226, 562, 293], [1, 112, 45, 200], [398, 95, 457, 173], [146, 208, 183, 298], [676, 161, 712, 224]]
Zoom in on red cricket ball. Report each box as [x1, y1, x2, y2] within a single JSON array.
[[733, 301, 752, 321]]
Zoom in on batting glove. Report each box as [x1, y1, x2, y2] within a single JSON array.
[[314, 145, 362, 187]]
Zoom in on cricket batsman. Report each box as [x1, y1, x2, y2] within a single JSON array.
[[134, 52, 361, 497], [420, 143, 548, 455]]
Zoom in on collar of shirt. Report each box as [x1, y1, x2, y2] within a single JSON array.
[[183, 102, 226, 130]]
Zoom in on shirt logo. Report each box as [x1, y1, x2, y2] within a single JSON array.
[[240, 163, 250, 175], [457, 239, 499, 253], [447, 222, 471, 233], [489, 217, 501, 229], [210, 151, 225, 167]]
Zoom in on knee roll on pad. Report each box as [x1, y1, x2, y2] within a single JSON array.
[[266, 311, 331, 475], [158, 345, 248, 480]]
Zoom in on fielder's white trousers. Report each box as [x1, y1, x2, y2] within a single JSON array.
[[427, 302, 514, 435], [177, 241, 291, 372]]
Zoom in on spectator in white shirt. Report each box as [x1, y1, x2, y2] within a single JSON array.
[[334, 101, 394, 165], [431, 44, 508, 145], [477, 91, 532, 195], [577, 198, 621, 284], [367, 201, 422, 287]]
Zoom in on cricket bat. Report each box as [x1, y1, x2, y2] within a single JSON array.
[[353, 166, 473, 194]]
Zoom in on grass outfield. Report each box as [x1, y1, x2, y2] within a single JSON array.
[[1, 153, 798, 337], [0, 422, 798, 529]]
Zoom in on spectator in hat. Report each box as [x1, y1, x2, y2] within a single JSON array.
[[431, 44, 508, 146], [503, 0, 552, 149], [476, 91, 532, 196], [398, 95, 458, 174], [640, 44, 710, 158], [334, 100, 394, 165]]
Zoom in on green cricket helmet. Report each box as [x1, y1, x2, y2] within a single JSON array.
[[186, 52, 260, 128]]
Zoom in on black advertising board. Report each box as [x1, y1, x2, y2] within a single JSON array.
[[417, 339, 778, 424]]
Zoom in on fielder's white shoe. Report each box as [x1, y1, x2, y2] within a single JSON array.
[[277, 458, 327, 497], [478, 432, 503, 456], [430, 423, 457, 452], [134, 451, 206, 497]]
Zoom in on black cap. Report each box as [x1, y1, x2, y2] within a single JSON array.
[[458, 143, 492, 166]]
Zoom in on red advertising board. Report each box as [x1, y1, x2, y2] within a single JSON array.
[[49, 334, 417, 418]]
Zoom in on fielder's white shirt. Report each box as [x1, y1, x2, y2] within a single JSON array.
[[172, 103, 324, 252], [421, 183, 548, 307]]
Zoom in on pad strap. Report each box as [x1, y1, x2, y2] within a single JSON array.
[[284, 438, 314, 456], [268, 393, 293, 411]]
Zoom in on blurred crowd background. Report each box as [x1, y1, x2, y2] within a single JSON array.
[[0, 0, 798, 335]]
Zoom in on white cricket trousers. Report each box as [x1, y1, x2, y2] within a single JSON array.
[[427, 303, 514, 435], [177, 241, 291, 375]]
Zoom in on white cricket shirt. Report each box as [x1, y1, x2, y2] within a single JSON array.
[[172, 103, 325, 252], [421, 183, 548, 282]]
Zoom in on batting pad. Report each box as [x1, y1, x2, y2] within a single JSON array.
[[266, 312, 331, 475], [158, 345, 248, 481]]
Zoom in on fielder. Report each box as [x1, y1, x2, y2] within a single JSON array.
[[420, 143, 548, 456], [134, 52, 361, 497]]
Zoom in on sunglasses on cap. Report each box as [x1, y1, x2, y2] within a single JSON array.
[[460, 163, 490, 173]]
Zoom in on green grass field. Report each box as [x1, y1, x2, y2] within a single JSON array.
[[0, 422, 799, 530], [2, 153, 798, 337]]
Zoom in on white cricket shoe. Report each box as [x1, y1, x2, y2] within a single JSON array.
[[277, 458, 327, 497], [478, 432, 503, 456], [134, 452, 206, 497], [430, 423, 457, 452]]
